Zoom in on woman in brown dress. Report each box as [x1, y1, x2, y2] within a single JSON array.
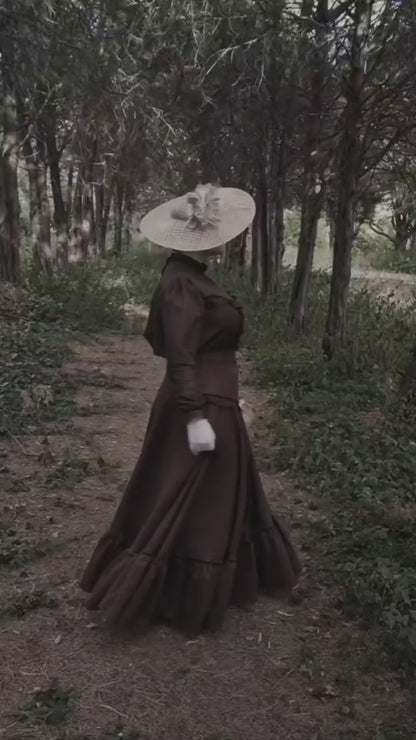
[[80, 184, 300, 635]]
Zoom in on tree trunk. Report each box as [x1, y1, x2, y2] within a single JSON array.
[[66, 162, 74, 226], [0, 93, 21, 284], [257, 179, 269, 295], [393, 227, 409, 252], [82, 146, 97, 256], [20, 122, 53, 276], [94, 159, 105, 256], [71, 164, 89, 259], [223, 234, 243, 271], [239, 229, 248, 270], [123, 184, 133, 251], [265, 136, 276, 293], [328, 215, 336, 250], [94, 159, 115, 257], [323, 0, 372, 360], [326, 195, 337, 250], [289, 0, 328, 332], [36, 161, 53, 274], [289, 182, 326, 331], [113, 176, 124, 255], [251, 207, 259, 288], [399, 342, 416, 397], [264, 134, 287, 295], [101, 174, 114, 257], [43, 113, 68, 271], [82, 181, 95, 255], [274, 167, 286, 292]]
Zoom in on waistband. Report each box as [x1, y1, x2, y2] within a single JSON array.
[[168, 350, 239, 401]]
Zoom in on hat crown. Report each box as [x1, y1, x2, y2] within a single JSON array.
[[172, 183, 220, 231]]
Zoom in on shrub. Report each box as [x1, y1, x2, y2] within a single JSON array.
[[219, 266, 416, 674]]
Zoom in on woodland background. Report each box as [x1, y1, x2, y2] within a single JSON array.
[[1, 1, 416, 737]]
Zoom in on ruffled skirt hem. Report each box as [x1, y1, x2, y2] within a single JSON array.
[[80, 519, 300, 635]]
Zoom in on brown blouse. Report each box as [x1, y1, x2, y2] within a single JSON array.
[[144, 253, 244, 420]]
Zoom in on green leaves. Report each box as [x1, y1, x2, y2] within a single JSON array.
[[17, 681, 75, 726], [223, 265, 416, 674]]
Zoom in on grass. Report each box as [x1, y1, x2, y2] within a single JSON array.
[[372, 242, 416, 274], [2, 245, 416, 682], [219, 267, 416, 677], [0, 588, 58, 619], [0, 249, 165, 440], [0, 523, 52, 568], [16, 681, 75, 726]]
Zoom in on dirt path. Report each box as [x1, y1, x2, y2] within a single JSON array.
[[0, 335, 413, 740]]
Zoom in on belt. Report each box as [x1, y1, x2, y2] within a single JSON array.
[[196, 350, 239, 400], [163, 350, 239, 402]]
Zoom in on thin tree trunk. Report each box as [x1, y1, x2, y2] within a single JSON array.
[[113, 176, 124, 254], [66, 162, 74, 226], [290, 182, 326, 331], [222, 243, 230, 270], [274, 167, 286, 291], [101, 174, 114, 257], [266, 135, 288, 294], [71, 164, 88, 259], [81, 145, 96, 256], [393, 227, 409, 252], [264, 136, 282, 294], [257, 179, 268, 295], [323, 0, 372, 360], [36, 160, 53, 274], [43, 113, 68, 271], [94, 159, 105, 256], [289, 0, 328, 331], [0, 93, 21, 284], [83, 182, 95, 254], [123, 184, 133, 251], [20, 123, 52, 276], [239, 229, 248, 270], [399, 342, 416, 397], [251, 205, 259, 288], [328, 214, 336, 250], [265, 136, 276, 293]]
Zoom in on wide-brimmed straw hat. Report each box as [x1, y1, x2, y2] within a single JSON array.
[[140, 184, 255, 252]]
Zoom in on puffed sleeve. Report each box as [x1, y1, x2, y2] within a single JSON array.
[[162, 275, 205, 421]]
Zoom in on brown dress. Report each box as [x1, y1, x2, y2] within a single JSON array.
[[80, 253, 300, 635]]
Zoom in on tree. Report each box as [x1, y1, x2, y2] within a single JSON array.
[[0, 90, 21, 284], [323, 0, 416, 358], [289, 0, 332, 331]]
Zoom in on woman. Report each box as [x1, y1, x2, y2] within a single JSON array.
[[80, 184, 300, 635]]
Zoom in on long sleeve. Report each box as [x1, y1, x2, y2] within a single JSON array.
[[162, 275, 205, 420]]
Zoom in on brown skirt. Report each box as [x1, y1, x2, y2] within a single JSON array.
[[80, 386, 301, 635]]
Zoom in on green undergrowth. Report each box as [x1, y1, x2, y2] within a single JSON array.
[[26, 249, 165, 332], [16, 681, 75, 726], [0, 588, 58, 620], [0, 249, 165, 438], [0, 523, 53, 568], [220, 267, 416, 678], [372, 242, 416, 274], [2, 247, 416, 679]]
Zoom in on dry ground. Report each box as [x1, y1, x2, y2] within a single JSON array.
[[0, 334, 414, 740]]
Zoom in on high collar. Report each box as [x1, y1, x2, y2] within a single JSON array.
[[165, 252, 208, 273]]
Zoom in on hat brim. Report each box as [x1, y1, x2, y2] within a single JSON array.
[[140, 187, 255, 251]]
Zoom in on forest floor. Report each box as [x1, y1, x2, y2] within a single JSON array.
[[0, 332, 415, 740]]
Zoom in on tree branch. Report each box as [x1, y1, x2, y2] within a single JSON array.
[[367, 221, 396, 246]]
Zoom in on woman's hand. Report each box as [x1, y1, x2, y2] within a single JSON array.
[[187, 418, 216, 455]]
